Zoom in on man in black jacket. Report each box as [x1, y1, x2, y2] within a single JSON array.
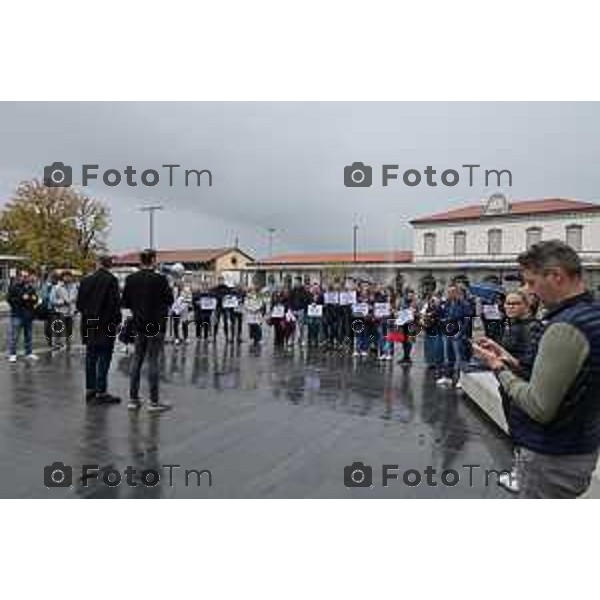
[[7, 270, 40, 363], [211, 275, 233, 342], [122, 249, 174, 412], [76, 256, 122, 403]]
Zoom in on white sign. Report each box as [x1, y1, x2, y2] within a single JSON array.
[[396, 309, 414, 325], [200, 297, 217, 311], [352, 302, 370, 316], [324, 292, 339, 305], [374, 302, 391, 318], [271, 304, 285, 318], [339, 291, 357, 306], [483, 304, 502, 320], [222, 296, 240, 309], [307, 304, 323, 318]]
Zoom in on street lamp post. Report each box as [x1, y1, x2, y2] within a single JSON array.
[[353, 224, 359, 263], [268, 228, 276, 258], [140, 205, 164, 250]]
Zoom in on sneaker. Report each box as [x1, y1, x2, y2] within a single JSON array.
[[127, 398, 142, 410], [146, 401, 172, 413], [436, 377, 452, 386], [385, 355, 393, 361], [8, 354, 17, 363], [25, 353, 39, 361], [497, 470, 520, 494], [95, 393, 122, 404], [377, 355, 386, 361], [352, 351, 360, 357], [360, 351, 368, 357], [454, 380, 463, 390]]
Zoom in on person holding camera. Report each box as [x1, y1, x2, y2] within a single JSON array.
[[76, 256, 122, 403], [6, 270, 39, 363]]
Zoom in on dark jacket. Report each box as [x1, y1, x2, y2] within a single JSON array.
[[289, 285, 311, 311], [501, 317, 544, 379], [76, 268, 121, 346], [121, 269, 174, 335], [7, 280, 39, 319], [211, 284, 232, 310], [507, 292, 600, 455]]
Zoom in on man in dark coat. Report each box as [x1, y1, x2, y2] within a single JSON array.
[[76, 255, 122, 403], [122, 249, 174, 412]]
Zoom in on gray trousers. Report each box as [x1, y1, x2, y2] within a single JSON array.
[[518, 447, 599, 499], [130, 332, 165, 403]]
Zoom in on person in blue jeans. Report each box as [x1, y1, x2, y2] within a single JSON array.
[[7, 270, 39, 363], [437, 284, 473, 388]]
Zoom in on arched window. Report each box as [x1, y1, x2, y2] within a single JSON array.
[[453, 231, 467, 256], [526, 226, 542, 249], [424, 232, 436, 257], [566, 224, 583, 251], [488, 228, 502, 255]]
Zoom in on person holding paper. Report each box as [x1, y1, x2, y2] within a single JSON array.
[[306, 286, 324, 348], [211, 275, 233, 343], [322, 284, 340, 350], [244, 284, 265, 346], [192, 281, 217, 341]]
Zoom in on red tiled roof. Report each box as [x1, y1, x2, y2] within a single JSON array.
[[258, 251, 413, 265], [113, 247, 252, 265], [410, 198, 600, 225]]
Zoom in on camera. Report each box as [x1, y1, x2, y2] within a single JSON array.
[[43, 161, 73, 187], [44, 314, 74, 342], [344, 461, 373, 488], [344, 162, 372, 187], [44, 462, 73, 488]]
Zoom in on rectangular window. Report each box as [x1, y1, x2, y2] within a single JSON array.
[[453, 231, 466, 256], [488, 229, 502, 255], [566, 225, 583, 251], [424, 233, 436, 257], [526, 227, 542, 249]]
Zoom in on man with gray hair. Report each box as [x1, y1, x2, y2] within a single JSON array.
[[474, 240, 600, 498]]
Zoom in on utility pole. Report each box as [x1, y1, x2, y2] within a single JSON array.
[[140, 205, 164, 250], [268, 227, 276, 258]]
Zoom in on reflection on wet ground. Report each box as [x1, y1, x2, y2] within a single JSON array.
[[0, 335, 513, 498]]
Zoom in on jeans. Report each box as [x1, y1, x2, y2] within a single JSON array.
[[9, 314, 33, 356], [292, 309, 306, 344], [194, 311, 213, 339], [443, 335, 467, 379], [378, 321, 392, 355], [518, 448, 599, 499], [85, 343, 114, 394], [130, 332, 165, 403], [307, 317, 321, 346], [424, 334, 444, 366]]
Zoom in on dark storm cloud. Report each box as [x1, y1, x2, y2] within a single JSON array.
[[1, 102, 599, 257]]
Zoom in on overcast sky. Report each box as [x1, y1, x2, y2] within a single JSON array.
[[1, 102, 599, 259]]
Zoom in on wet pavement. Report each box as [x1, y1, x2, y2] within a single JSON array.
[[0, 321, 514, 498]]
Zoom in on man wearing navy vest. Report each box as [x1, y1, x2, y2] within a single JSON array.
[[474, 240, 600, 498]]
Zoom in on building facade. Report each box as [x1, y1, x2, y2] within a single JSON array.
[[112, 247, 255, 288], [245, 195, 600, 295], [409, 195, 600, 292]]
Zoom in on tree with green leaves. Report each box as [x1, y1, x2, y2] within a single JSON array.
[[0, 179, 110, 272]]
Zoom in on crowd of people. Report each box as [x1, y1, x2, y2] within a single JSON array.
[[5, 240, 600, 498]]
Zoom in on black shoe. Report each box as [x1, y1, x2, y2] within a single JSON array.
[[95, 392, 122, 404], [85, 390, 96, 402]]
